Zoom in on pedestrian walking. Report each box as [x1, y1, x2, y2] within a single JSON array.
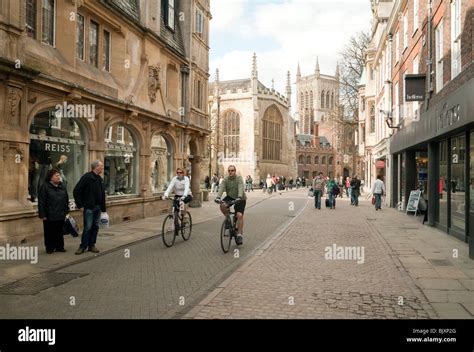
[[327, 178, 337, 209], [372, 175, 386, 211], [38, 169, 70, 254], [312, 172, 326, 210], [204, 175, 210, 191], [73, 160, 106, 255], [350, 175, 361, 206]]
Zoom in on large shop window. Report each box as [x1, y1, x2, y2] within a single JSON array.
[[150, 135, 172, 193], [451, 135, 465, 233], [438, 140, 448, 228], [29, 111, 86, 201], [104, 124, 137, 196]]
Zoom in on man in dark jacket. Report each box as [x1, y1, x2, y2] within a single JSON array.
[[350, 175, 361, 206], [73, 160, 106, 255]]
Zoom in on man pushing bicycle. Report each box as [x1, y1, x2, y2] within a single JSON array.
[[215, 165, 247, 245]]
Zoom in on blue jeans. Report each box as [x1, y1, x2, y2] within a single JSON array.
[[314, 190, 322, 209], [351, 189, 359, 206], [374, 193, 382, 210], [80, 206, 101, 249], [328, 193, 335, 209]]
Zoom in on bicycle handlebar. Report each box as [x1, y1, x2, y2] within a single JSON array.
[[215, 199, 240, 206]]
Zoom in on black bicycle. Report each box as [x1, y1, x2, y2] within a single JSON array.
[[162, 197, 192, 247], [216, 199, 240, 253]]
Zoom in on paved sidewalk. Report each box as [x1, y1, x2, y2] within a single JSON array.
[[185, 192, 474, 319], [0, 189, 290, 287]]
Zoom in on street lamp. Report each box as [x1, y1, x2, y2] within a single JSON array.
[[380, 109, 399, 129]]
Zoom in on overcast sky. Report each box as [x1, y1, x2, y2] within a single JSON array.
[[210, 0, 372, 97]]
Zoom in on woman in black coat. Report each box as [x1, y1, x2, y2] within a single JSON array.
[[38, 169, 69, 253]]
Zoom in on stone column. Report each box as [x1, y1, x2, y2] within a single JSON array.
[[189, 155, 202, 208]]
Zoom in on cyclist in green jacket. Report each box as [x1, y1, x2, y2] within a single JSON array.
[[215, 165, 247, 245]]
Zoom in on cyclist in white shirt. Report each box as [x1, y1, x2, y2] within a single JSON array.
[[163, 168, 193, 204]]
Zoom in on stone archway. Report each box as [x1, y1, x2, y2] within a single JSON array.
[[343, 168, 350, 179]]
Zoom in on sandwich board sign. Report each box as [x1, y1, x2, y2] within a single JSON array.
[[406, 190, 422, 215]]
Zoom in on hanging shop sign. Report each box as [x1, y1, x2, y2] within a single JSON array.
[[405, 74, 426, 102]]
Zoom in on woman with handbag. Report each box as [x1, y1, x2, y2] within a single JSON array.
[[38, 169, 70, 253]]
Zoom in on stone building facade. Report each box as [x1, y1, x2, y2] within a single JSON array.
[[295, 59, 339, 180], [208, 54, 297, 183], [0, 0, 211, 244]]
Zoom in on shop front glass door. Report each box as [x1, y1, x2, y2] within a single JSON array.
[[450, 134, 466, 233], [438, 140, 448, 228]]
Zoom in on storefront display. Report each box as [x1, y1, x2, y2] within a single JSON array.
[[416, 152, 428, 198], [104, 125, 137, 196], [29, 111, 86, 201]]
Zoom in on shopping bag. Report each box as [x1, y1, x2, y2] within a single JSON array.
[[100, 212, 110, 228], [308, 188, 314, 197], [372, 196, 376, 205], [64, 215, 80, 237]]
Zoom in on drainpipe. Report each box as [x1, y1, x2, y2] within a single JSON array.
[[426, 0, 433, 110]]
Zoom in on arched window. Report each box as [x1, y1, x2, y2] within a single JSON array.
[[104, 124, 138, 196], [321, 90, 325, 109], [29, 109, 86, 201], [315, 156, 319, 164], [262, 105, 283, 161], [326, 91, 330, 109], [305, 91, 309, 108], [298, 155, 304, 164], [322, 156, 327, 165], [329, 156, 334, 165], [223, 110, 240, 158], [306, 156, 311, 164]]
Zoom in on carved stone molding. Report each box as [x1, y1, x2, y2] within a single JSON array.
[[5, 86, 22, 127], [148, 65, 161, 103], [71, 0, 85, 7]]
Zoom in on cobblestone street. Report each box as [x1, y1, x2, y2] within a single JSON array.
[[186, 190, 474, 319], [1, 189, 472, 319]]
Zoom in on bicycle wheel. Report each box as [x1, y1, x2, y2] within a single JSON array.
[[181, 211, 192, 241], [162, 215, 176, 247], [220, 219, 232, 253]]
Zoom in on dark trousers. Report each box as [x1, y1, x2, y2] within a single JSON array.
[[374, 193, 382, 210], [80, 206, 101, 249], [314, 190, 322, 209], [43, 220, 65, 251], [351, 189, 359, 206]]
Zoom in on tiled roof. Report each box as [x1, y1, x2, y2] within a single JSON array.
[[105, 0, 140, 22], [160, 16, 186, 57]]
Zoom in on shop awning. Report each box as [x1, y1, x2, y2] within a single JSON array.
[[375, 160, 385, 169]]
